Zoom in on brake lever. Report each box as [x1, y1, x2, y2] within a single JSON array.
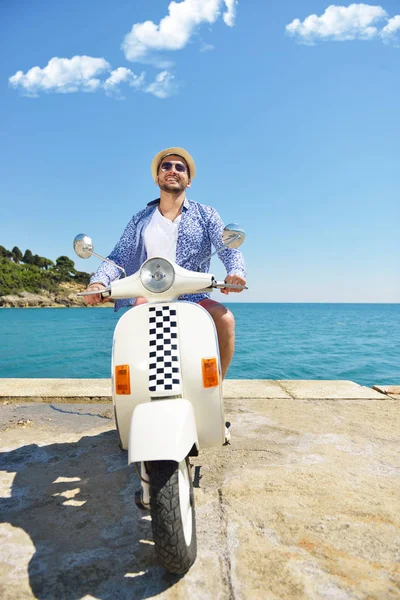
[[212, 281, 248, 290], [77, 288, 112, 298]]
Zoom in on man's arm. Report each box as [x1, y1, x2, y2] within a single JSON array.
[[89, 218, 137, 288], [206, 207, 247, 294], [82, 217, 138, 305]]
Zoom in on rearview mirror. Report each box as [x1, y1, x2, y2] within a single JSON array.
[[222, 224, 246, 249], [73, 234, 94, 259], [72, 233, 126, 277]]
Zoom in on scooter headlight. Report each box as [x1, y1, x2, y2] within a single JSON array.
[[140, 257, 175, 293]]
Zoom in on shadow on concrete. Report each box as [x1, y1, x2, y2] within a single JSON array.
[[0, 430, 181, 599]]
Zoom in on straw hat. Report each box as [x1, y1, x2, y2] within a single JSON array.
[[151, 147, 196, 182]]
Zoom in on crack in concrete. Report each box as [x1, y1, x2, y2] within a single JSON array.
[[1, 396, 112, 404], [218, 488, 236, 600], [276, 380, 296, 399], [228, 448, 281, 456], [49, 405, 113, 419]]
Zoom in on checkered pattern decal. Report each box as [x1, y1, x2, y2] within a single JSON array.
[[148, 305, 182, 396]]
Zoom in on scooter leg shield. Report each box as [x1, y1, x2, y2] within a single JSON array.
[[128, 399, 199, 465]]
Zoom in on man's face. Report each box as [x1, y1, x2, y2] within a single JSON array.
[[156, 154, 191, 194]]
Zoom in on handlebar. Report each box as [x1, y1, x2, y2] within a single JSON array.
[[77, 278, 247, 301], [78, 283, 247, 297], [212, 281, 248, 290], [77, 288, 111, 298]]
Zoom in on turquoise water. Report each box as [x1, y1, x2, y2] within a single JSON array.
[[0, 304, 399, 386]]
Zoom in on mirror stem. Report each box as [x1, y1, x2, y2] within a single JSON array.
[[197, 234, 241, 270], [88, 251, 126, 277]]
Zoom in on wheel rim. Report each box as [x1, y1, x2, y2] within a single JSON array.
[[178, 460, 193, 546]]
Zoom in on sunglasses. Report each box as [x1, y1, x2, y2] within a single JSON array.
[[160, 161, 187, 173]]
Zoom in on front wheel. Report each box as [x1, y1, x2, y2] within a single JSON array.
[[149, 458, 197, 574]]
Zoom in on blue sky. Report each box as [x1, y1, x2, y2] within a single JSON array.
[[1, 0, 399, 302]]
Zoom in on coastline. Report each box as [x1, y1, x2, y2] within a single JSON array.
[[0, 304, 114, 308], [0, 286, 114, 308]]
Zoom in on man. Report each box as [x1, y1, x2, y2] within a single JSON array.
[[83, 147, 246, 379]]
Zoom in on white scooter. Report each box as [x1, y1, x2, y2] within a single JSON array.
[[73, 225, 246, 574]]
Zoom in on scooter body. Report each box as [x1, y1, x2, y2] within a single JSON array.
[[112, 300, 225, 456]]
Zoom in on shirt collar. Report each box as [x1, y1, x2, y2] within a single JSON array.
[[147, 197, 190, 212]]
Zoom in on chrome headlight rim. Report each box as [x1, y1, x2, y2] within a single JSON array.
[[140, 257, 175, 294]]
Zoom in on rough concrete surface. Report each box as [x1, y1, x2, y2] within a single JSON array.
[[0, 380, 399, 600]]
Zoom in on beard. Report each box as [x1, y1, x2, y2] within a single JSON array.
[[158, 179, 187, 194]]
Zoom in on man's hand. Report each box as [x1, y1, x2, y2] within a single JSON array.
[[220, 274, 246, 295], [82, 283, 107, 305]]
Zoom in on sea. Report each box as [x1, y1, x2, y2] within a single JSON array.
[[0, 304, 398, 387]]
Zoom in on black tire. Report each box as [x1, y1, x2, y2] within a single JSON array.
[[149, 458, 197, 574]]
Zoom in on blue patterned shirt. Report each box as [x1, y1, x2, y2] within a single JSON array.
[[90, 198, 246, 311]]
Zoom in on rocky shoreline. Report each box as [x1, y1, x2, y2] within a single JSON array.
[[0, 283, 114, 308]]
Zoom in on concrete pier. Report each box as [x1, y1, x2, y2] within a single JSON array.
[[0, 379, 399, 599]]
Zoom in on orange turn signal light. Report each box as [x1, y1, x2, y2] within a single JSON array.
[[202, 357, 219, 388], [115, 364, 131, 395]]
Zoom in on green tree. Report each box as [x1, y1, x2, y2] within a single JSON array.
[[56, 256, 75, 272], [0, 248, 91, 296], [12, 246, 23, 263], [55, 256, 76, 280], [22, 249, 33, 265], [41, 258, 55, 271]]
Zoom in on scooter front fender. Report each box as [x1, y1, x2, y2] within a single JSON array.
[[128, 399, 199, 465]]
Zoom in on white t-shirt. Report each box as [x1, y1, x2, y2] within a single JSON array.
[[143, 208, 182, 261]]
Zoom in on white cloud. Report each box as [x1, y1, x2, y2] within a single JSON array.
[[380, 14, 400, 46], [286, 3, 387, 44], [145, 71, 177, 99], [122, 0, 237, 63], [9, 56, 110, 95], [103, 67, 145, 97], [9, 57, 176, 99], [223, 0, 238, 27], [10, 1, 242, 100]]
